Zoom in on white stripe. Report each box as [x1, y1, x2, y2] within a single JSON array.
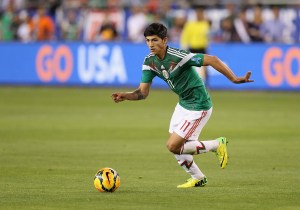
[[167, 49, 188, 59], [142, 65, 160, 74], [167, 51, 185, 59], [170, 53, 195, 73], [142, 65, 152, 70], [168, 48, 188, 56], [146, 54, 154, 59], [167, 49, 187, 57], [168, 48, 188, 55]]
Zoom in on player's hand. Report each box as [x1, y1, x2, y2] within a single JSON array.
[[111, 93, 126, 103], [233, 71, 254, 84]]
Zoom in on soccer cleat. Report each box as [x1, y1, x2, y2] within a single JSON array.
[[216, 137, 228, 169], [177, 177, 208, 188]]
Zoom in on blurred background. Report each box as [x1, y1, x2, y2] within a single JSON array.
[[0, 0, 299, 43], [1, 2, 300, 209], [0, 0, 299, 90]]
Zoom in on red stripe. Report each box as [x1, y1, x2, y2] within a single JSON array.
[[183, 122, 190, 132], [185, 119, 201, 139], [180, 120, 187, 130], [184, 119, 200, 139], [190, 111, 207, 137], [184, 111, 207, 140], [180, 160, 193, 169], [196, 142, 206, 154], [185, 112, 205, 139], [188, 115, 204, 137]]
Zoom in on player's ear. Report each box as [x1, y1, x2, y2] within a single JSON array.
[[163, 37, 168, 44]]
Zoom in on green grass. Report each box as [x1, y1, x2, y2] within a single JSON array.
[[0, 87, 299, 210]]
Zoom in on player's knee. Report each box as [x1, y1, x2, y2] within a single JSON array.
[[166, 142, 180, 154]]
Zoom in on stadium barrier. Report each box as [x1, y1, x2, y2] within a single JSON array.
[[0, 42, 299, 90]]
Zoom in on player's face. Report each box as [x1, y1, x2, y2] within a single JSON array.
[[145, 35, 167, 59]]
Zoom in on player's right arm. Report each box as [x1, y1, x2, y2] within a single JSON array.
[[111, 82, 151, 103], [112, 56, 156, 103]]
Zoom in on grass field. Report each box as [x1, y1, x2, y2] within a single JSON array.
[[0, 87, 299, 210]]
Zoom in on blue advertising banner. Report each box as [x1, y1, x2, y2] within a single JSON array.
[[0, 42, 167, 87], [208, 43, 300, 90], [0, 42, 299, 90]]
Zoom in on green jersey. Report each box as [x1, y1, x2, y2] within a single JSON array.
[[141, 46, 212, 111]]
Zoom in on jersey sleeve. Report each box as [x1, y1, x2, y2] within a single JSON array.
[[184, 53, 204, 67], [141, 69, 156, 83], [141, 58, 156, 83]]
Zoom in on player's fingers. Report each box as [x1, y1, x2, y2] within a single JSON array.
[[112, 93, 121, 100], [244, 71, 251, 79], [245, 71, 254, 82], [111, 94, 119, 102], [246, 71, 251, 78]]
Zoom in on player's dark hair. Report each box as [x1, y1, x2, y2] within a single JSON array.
[[144, 23, 167, 39]]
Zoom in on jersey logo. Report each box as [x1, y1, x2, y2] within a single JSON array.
[[162, 70, 169, 79], [161, 65, 165, 70], [191, 57, 202, 64]]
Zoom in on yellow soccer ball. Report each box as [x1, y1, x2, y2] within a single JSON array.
[[94, 168, 120, 192]]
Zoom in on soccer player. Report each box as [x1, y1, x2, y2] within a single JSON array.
[[112, 23, 253, 188]]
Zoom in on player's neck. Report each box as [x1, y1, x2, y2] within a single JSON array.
[[156, 46, 167, 60]]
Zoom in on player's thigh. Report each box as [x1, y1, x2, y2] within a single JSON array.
[[174, 107, 212, 141], [166, 132, 186, 154], [169, 103, 185, 134]]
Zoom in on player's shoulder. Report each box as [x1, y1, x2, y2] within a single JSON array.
[[143, 53, 155, 64], [167, 46, 191, 59]]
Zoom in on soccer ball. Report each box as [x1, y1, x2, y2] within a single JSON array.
[[94, 167, 120, 192]]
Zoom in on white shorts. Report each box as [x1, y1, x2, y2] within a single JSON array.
[[169, 103, 212, 140]]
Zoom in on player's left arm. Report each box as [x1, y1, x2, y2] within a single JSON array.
[[111, 82, 151, 103], [202, 54, 254, 84]]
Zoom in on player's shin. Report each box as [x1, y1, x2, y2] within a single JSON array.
[[174, 154, 205, 180], [181, 140, 219, 154]]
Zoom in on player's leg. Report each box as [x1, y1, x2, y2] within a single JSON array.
[[182, 139, 219, 154], [172, 107, 219, 154], [176, 107, 228, 168], [167, 132, 207, 188], [182, 138, 228, 169], [167, 104, 228, 188], [174, 153, 204, 180], [166, 123, 222, 156], [167, 104, 207, 188], [175, 154, 207, 188]]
